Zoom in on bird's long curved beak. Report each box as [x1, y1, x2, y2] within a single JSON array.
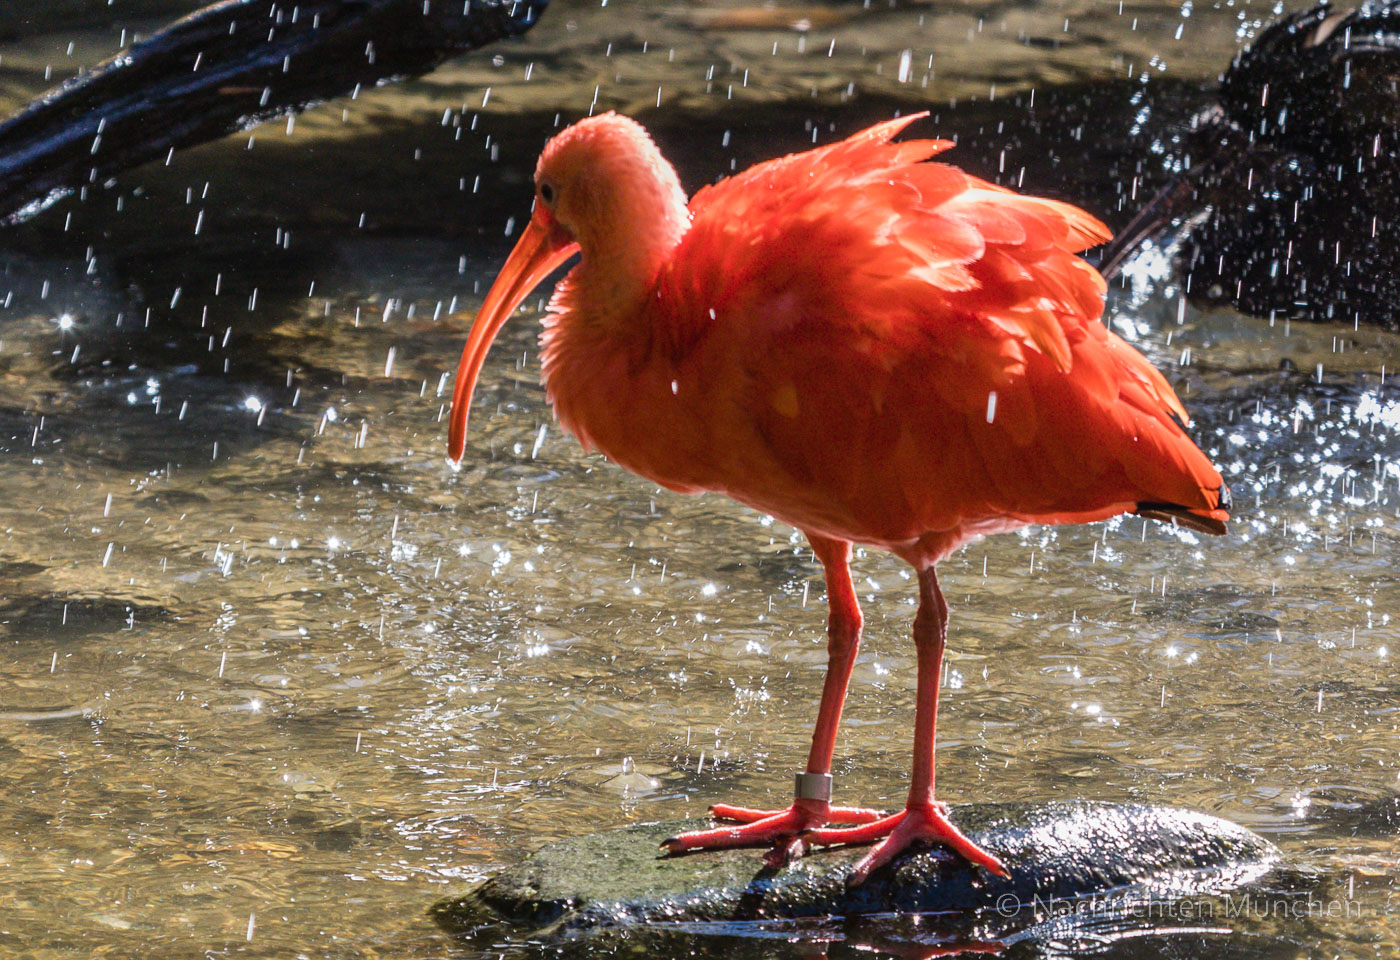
[[447, 218, 579, 463]]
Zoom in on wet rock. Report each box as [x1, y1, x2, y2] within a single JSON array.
[[432, 801, 1285, 952]]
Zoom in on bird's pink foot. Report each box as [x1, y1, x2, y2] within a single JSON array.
[[659, 798, 883, 865], [709, 801, 884, 826], [804, 802, 1008, 885]]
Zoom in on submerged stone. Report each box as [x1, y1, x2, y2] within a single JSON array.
[[433, 801, 1292, 954]]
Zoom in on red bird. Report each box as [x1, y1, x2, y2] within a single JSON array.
[[448, 112, 1229, 884]]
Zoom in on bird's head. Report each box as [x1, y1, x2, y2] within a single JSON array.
[[447, 112, 687, 463]]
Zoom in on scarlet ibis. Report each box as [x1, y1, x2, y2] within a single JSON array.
[[447, 112, 1230, 884]]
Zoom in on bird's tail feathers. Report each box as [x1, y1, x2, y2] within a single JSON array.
[[1135, 484, 1231, 536]]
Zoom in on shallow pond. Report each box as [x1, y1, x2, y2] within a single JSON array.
[[0, 1, 1396, 957]]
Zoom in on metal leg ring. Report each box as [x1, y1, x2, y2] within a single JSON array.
[[794, 772, 833, 802]]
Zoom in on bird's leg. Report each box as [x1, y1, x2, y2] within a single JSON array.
[[661, 535, 882, 860], [711, 535, 884, 827], [804, 565, 1007, 884]]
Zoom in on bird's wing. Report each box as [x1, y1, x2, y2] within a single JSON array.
[[659, 115, 1223, 540], [671, 112, 1115, 380]]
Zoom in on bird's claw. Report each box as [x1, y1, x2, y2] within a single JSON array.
[[659, 798, 883, 858], [838, 803, 1008, 887], [762, 834, 809, 869], [661, 799, 1006, 886]]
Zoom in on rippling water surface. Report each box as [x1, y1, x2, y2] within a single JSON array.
[[0, 1, 1396, 957]]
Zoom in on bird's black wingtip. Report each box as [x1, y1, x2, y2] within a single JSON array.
[[1136, 501, 1228, 536]]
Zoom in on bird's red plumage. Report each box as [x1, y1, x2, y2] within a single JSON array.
[[537, 113, 1225, 564]]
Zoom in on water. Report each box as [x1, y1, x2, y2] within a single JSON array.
[[0, 1, 1396, 957]]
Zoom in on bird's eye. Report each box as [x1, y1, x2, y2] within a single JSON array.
[[539, 182, 556, 204]]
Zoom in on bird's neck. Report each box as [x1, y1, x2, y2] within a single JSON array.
[[540, 200, 693, 459], [570, 201, 689, 328]]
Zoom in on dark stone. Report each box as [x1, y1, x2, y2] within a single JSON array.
[[432, 801, 1293, 955]]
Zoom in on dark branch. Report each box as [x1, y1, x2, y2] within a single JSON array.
[[0, 0, 548, 223]]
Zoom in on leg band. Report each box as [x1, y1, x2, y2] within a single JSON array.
[[794, 772, 833, 802]]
